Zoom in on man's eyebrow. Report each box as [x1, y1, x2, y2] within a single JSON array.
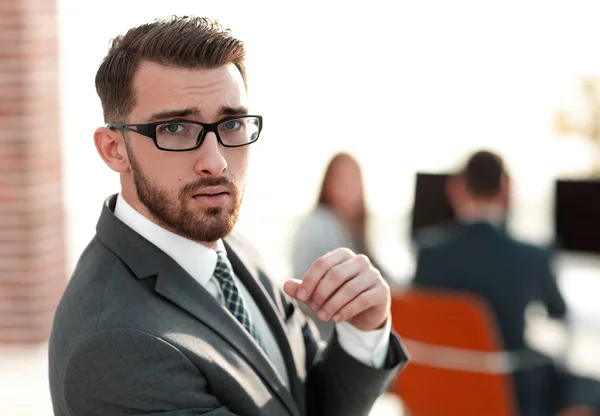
[[219, 106, 248, 116], [147, 108, 201, 122]]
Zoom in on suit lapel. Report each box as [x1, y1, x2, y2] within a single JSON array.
[[153, 264, 298, 416], [224, 239, 304, 409], [96, 196, 298, 416]]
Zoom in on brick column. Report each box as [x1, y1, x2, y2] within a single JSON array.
[[0, 0, 65, 343]]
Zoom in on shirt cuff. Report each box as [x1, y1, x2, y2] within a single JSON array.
[[335, 317, 392, 369]]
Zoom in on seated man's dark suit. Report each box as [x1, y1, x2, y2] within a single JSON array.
[[49, 195, 407, 416], [413, 221, 567, 415]]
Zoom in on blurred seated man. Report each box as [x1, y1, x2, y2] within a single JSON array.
[[411, 150, 594, 415], [414, 150, 567, 351]]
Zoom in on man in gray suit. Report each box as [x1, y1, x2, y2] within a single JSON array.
[[49, 16, 407, 416]]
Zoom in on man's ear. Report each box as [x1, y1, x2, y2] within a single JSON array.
[[94, 127, 130, 173], [446, 174, 461, 207]]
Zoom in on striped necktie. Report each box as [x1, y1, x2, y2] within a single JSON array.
[[213, 250, 264, 350]]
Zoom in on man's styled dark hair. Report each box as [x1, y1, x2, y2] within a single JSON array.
[[462, 150, 506, 198], [95, 16, 247, 123]]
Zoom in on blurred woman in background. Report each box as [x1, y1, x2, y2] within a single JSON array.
[[290, 152, 385, 340]]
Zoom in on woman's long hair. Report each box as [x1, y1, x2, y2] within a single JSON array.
[[317, 152, 369, 253]]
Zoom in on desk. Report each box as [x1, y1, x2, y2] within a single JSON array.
[[526, 252, 600, 378]]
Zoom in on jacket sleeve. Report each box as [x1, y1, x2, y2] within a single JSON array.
[[303, 314, 408, 416], [537, 250, 567, 319]]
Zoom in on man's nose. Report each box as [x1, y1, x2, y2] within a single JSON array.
[[193, 132, 227, 176]]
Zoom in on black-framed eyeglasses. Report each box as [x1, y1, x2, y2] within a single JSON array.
[[106, 115, 263, 152]]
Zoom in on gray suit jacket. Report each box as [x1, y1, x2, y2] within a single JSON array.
[[49, 195, 406, 416]]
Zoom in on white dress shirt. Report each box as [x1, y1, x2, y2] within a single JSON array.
[[459, 202, 505, 227], [113, 194, 391, 387]]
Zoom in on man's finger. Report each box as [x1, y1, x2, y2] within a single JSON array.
[[316, 268, 378, 321], [283, 279, 302, 299], [311, 254, 371, 308], [300, 248, 355, 301], [330, 286, 385, 323]]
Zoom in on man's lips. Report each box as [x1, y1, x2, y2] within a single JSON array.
[[193, 186, 230, 197], [191, 186, 232, 207]]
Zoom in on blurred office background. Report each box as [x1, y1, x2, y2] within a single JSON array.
[[2, 0, 600, 414]]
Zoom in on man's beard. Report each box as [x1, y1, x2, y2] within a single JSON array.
[[127, 149, 242, 243]]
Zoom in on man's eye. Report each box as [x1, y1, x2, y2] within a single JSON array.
[[222, 120, 242, 130], [163, 124, 184, 133]]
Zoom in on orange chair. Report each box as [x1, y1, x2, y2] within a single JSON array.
[[390, 288, 519, 416]]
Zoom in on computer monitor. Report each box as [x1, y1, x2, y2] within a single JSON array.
[[555, 179, 600, 254], [410, 172, 456, 240]]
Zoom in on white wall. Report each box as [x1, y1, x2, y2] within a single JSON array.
[[58, 0, 600, 279]]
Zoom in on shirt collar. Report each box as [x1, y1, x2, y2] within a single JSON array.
[[113, 193, 224, 287], [458, 202, 505, 227]]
